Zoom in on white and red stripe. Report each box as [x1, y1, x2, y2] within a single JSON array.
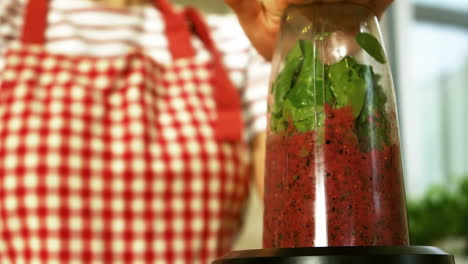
[[0, 0, 270, 140]]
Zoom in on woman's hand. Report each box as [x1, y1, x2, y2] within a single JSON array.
[[225, 0, 393, 60]]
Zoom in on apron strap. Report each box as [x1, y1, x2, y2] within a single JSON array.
[[21, 0, 48, 44], [183, 8, 244, 142], [21, 0, 195, 59], [20, 0, 243, 142], [154, 0, 195, 59]]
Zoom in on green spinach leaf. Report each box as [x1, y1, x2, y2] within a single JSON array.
[[329, 56, 367, 117], [271, 40, 331, 133], [271, 42, 303, 116], [286, 41, 317, 108], [356, 32, 387, 64], [270, 35, 391, 147], [356, 69, 391, 151]]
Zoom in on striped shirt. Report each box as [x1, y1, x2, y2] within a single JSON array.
[[0, 0, 270, 141]]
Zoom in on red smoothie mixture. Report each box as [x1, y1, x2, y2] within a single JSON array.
[[263, 105, 409, 248]]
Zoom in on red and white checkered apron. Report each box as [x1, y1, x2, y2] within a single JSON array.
[[0, 1, 251, 263]]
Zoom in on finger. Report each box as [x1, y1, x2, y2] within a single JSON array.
[[224, 0, 277, 60], [261, 0, 290, 18]]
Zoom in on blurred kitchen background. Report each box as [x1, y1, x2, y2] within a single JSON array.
[[174, 0, 468, 259]]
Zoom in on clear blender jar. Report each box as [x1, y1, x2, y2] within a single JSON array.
[[263, 2, 409, 248]]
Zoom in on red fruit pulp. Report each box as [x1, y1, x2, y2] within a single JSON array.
[[263, 106, 409, 248]]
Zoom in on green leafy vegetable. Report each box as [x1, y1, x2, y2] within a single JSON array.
[[294, 117, 316, 133], [281, 99, 322, 133], [270, 42, 304, 132], [271, 39, 328, 133], [328, 56, 367, 117], [271, 42, 303, 116], [286, 41, 317, 108], [356, 32, 387, 64], [270, 36, 391, 152], [356, 69, 390, 151]]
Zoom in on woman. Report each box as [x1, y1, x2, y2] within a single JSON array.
[[0, 0, 392, 264]]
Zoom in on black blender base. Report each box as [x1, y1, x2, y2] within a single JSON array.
[[214, 246, 455, 264]]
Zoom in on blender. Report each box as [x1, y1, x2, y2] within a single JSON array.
[[215, 2, 455, 264]]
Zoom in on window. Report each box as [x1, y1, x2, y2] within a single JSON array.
[[389, 1, 468, 198], [412, 0, 468, 12]]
